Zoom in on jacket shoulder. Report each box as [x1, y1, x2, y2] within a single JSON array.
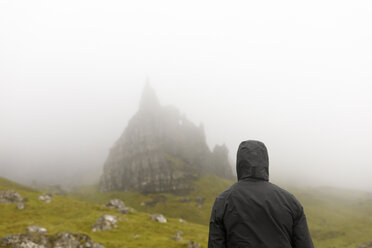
[[216, 183, 235, 199], [268, 182, 304, 217]]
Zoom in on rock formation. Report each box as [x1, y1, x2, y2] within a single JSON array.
[[1, 228, 104, 248], [100, 84, 233, 193]]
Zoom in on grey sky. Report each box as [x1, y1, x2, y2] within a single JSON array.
[[0, 0, 371, 190]]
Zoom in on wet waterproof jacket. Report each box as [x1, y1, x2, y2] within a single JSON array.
[[208, 140, 314, 248]]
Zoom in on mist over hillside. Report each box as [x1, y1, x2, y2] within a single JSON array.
[[1, 1, 372, 192]]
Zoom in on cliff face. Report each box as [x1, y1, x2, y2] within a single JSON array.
[[99, 84, 233, 193]]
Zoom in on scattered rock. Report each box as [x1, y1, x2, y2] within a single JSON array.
[[177, 197, 192, 203], [150, 214, 167, 223], [356, 241, 372, 248], [38, 193, 53, 204], [92, 215, 119, 232], [195, 196, 205, 209], [105, 199, 125, 209], [0, 190, 23, 203], [179, 218, 186, 223], [54, 232, 104, 248], [188, 240, 201, 248], [105, 199, 131, 214], [140, 196, 167, 207], [133, 234, 140, 239], [17, 202, 25, 210], [170, 231, 183, 242], [27, 226, 47, 234], [1, 229, 103, 248]]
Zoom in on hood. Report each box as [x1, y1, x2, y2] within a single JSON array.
[[236, 140, 269, 181]]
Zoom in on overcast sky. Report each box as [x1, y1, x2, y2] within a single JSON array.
[[0, 0, 371, 190]]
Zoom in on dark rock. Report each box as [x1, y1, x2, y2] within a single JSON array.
[[99, 84, 233, 194]]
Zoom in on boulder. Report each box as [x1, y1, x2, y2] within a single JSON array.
[[105, 199, 125, 209], [38, 193, 53, 204], [188, 240, 201, 248], [0, 190, 23, 203], [149, 214, 167, 223], [92, 215, 118, 232], [1, 229, 103, 248], [105, 199, 129, 214], [170, 231, 183, 242], [53, 232, 104, 248]]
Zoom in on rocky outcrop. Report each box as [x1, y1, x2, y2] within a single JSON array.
[[100, 84, 233, 193], [92, 215, 119, 232], [0, 190, 25, 210], [0, 190, 23, 203], [104, 199, 130, 214], [1, 227, 103, 248]]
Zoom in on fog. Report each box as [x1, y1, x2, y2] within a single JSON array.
[[0, 0, 371, 191]]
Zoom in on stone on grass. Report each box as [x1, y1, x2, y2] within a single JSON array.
[[105, 199, 125, 209], [92, 215, 119, 232], [150, 214, 167, 223], [38, 193, 53, 204], [1, 230, 104, 248], [17, 202, 25, 210], [170, 231, 183, 242], [27, 226, 47, 234], [105, 199, 131, 214], [188, 240, 201, 248], [0, 190, 23, 203]]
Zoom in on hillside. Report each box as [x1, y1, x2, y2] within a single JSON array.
[[0, 177, 208, 248], [71, 175, 372, 248], [1, 176, 372, 247]]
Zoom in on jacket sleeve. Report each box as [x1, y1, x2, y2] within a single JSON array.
[[208, 196, 227, 248], [292, 206, 314, 248]]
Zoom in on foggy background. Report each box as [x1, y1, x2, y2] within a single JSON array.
[[0, 0, 371, 190]]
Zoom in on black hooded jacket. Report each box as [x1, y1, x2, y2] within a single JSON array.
[[208, 140, 314, 248]]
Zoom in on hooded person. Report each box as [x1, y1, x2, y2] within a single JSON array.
[[208, 140, 314, 248]]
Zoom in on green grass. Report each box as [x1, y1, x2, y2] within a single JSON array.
[[1, 176, 372, 248], [70, 175, 372, 248], [0, 178, 208, 247]]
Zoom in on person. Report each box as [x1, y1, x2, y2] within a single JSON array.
[[208, 140, 314, 248]]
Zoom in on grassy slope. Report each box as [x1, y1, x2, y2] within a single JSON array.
[[0, 177, 208, 248], [1, 176, 372, 248], [70, 175, 372, 248]]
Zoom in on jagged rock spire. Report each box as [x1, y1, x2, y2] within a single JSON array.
[[139, 79, 159, 112]]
